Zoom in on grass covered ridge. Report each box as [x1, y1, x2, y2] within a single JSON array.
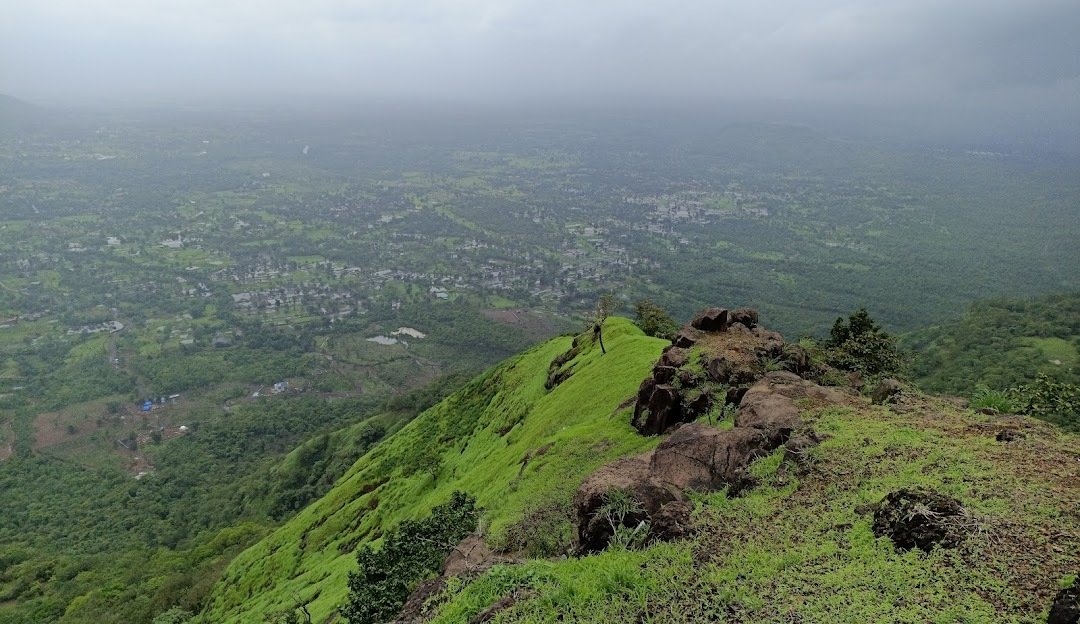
[[418, 398, 1080, 623], [201, 317, 667, 622]]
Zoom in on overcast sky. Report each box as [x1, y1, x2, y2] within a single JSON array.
[[2, 0, 1079, 115]]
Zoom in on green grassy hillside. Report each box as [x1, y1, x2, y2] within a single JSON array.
[[201, 318, 667, 622], [903, 292, 1079, 393], [420, 399, 1079, 623], [202, 316, 1079, 623]]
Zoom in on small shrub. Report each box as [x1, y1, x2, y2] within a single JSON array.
[[342, 491, 479, 624], [1008, 374, 1080, 430], [825, 308, 904, 378], [969, 386, 1016, 413], [634, 299, 679, 340]]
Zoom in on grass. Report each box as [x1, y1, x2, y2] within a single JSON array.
[[407, 399, 1079, 623], [200, 318, 667, 623], [200, 321, 1079, 624]]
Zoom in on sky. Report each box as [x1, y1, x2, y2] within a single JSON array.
[[2, 0, 1079, 119]]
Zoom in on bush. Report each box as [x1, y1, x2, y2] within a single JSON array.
[[634, 299, 679, 340], [825, 308, 904, 378], [970, 386, 1016, 413], [342, 491, 479, 624], [1008, 374, 1080, 431]]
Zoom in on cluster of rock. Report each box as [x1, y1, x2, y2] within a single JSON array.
[[631, 306, 808, 436], [575, 306, 846, 553]]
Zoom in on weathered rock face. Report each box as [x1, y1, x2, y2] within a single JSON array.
[[730, 307, 759, 329], [1049, 576, 1080, 624], [580, 306, 852, 555], [633, 306, 785, 436], [871, 489, 969, 552], [691, 307, 729, 332], [734, 387, 801, 446], [573, 453, 686, 553], [650, 424, 771, 492], [632, 378, 686, 436]]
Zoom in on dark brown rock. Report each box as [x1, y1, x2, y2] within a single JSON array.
[[725, 386, 749, 406], [672, 328, 700, 348], [783, 434, 821, 467], [573, 453, 685, 552], [659, 347, 688, 368], [691, 307, 729, 332], [734, 385, 801, 446], [870, 489, 969, 552], [730, 308, 759, 329], [650, 423, 771, 492], [706, 353, 762, 386], [728, 321, 752, 334], [469, 589, 532, 624], [872, 378, 904, 405], [632, 382, 685, 436], [648, 500, 694, 542], [1049, 577, 1080, 624], [684, 390, 712, 419], [653, 365, 678, 384]]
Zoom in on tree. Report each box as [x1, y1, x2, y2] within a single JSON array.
[[342, 492, 479, 624], [634, 299, 678, 339], [593, 293, 618, 354], [825, 308, 904, 378]]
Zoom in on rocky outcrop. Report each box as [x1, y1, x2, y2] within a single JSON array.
[[577, 307, 856, 554], [691, 307, 729, 332], [632, 306, 791, 436], [870, 489, 970, 552], [649, 424, 772, 493], [573, 452, 687, 553]]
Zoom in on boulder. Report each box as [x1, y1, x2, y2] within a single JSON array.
[[691, 307, 729, 332], [752, 328, 784, 358], [658, 347, 688, 368], [632, 380, 686, 436], [706, 352, 762, 386], [725, 386, 749, 406], [652, 365, 678, 384], [683, 390, 712, 419], [672, 328, 700, 349], [870, 489, 969, 552], [734, 386, 801, 446], [573, 453, 685, 553], [1049, 576, 1080, 624], [730, 308, 759, 329], [783, 434, 821, 467], [872, 378, 904, 405], [650, 423, 771, 492]]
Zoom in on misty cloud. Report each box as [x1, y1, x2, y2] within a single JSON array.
[[2, 0, 1078, 113]]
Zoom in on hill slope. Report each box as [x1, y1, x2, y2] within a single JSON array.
[[203, 316, 1079, 623], [202, 318, 668, 622], [903, 292, 1079, 394]]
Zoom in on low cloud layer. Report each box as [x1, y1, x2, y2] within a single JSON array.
[[3, 0, 1078, 116]]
